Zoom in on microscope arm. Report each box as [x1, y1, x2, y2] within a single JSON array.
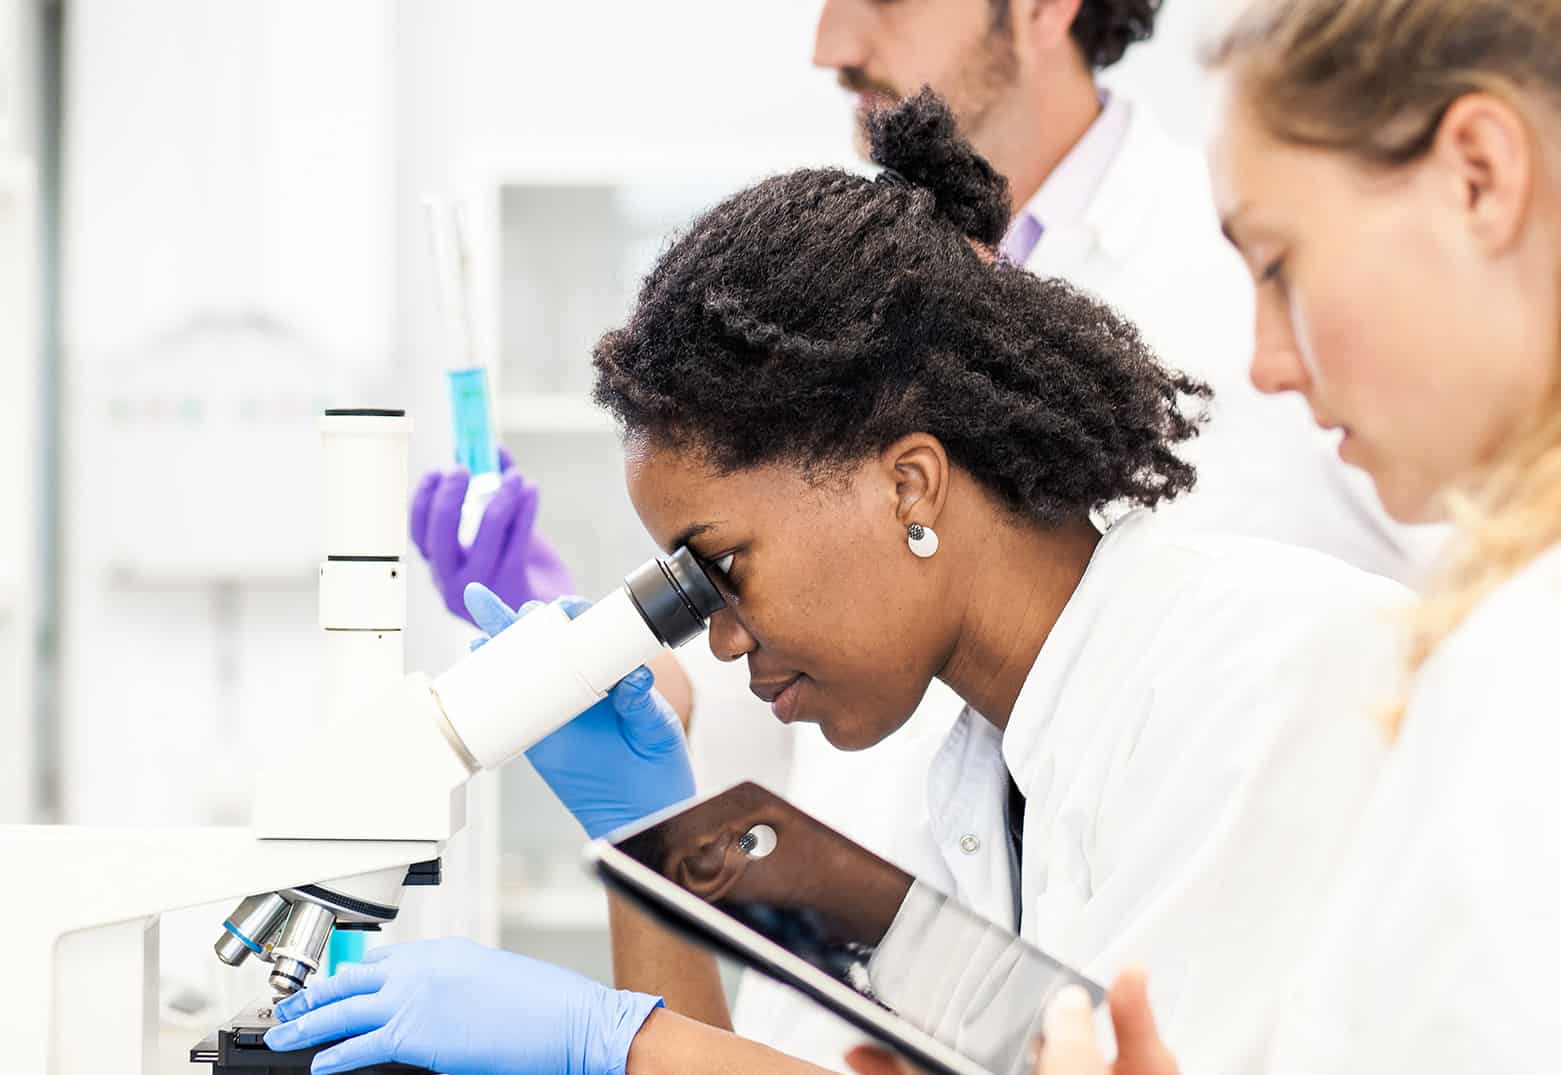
[[252, 588, 660, 843]]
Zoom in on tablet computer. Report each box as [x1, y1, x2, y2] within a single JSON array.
[[584, 781, 1104, 1075]]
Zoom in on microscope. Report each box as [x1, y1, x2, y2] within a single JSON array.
[[4, 409, 723, 1075]]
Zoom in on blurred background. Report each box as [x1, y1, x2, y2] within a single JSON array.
[[0, 1, 1216, 1069]]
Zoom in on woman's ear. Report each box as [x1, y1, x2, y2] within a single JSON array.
[[671, 833, 752, 903], [1432, 92, 1535, 255], [883, 433, 950, 533]]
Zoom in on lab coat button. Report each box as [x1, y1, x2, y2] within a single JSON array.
[[959, 834, 981, 854]]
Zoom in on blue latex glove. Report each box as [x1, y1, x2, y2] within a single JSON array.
[[263, 938, 663, 1075], [466, 584, 696, 839], [410, 447, 574, 624]]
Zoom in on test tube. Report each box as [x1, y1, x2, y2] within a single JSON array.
[[425, 196, 502, 546]]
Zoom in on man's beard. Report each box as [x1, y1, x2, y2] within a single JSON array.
[[836, 25, 1019, 159]]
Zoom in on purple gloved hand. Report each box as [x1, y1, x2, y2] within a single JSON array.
[[410, 447, 575, 625]]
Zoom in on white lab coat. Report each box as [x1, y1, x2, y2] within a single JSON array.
[[1265, 543, 1561, 1075], [877, 512, 1410, 1074], [732, 513, 1409, 1073], [1011, 94, 1442, 582], [721, 96, 1433, 1070], [708, 94, 1448, 1067]]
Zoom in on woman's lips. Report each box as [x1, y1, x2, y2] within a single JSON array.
[[751, 674, 805, 723], [770, 676, 805, 723], [1336, 427, 1359, 462]]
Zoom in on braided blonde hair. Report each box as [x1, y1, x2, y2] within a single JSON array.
[[1209, 0, 1561, 735]]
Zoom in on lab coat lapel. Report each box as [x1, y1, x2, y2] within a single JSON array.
[[1021, 224, 1098, 284], [1018, 100, 1167, 294]]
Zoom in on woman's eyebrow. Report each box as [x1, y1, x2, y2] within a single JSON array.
[[671, 521, 720, 552]]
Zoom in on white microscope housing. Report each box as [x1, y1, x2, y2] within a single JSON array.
[[210, 409, 436, 999], [2, 407, 724, 1074], [243, 411, 725, 994]]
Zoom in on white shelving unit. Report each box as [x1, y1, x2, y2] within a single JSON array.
[[497, 392, 617, 436], [0, 145, 39, 823]]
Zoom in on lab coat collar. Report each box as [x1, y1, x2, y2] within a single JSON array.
[[1012, 90, 1131, 241], [1086, 101, 1177, 262], [1013, 96, 1174, 270], [916, 512, 1160, 932], [999, 511, 1155, 792]]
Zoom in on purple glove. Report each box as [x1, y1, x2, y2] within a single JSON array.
[[410, 447, 574, 625]]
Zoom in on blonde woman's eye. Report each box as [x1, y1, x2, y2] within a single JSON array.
[[715, 553, 736, 574]]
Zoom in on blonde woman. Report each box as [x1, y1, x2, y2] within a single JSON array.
[[1036, 1, 1561, 1073]]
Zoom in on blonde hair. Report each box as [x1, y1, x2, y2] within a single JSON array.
[[1209, 0, 1561, 735]]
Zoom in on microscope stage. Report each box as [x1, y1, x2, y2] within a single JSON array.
[[191, 1006, 431, 1073]]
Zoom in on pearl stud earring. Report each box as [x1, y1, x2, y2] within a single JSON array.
[[908, 523, 940, 559], [738, 824, 777, 859]]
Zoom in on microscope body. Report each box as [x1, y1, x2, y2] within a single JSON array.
[[5, 408, 721, 1073], [0, 411, 438, 1074], [217, 411, 444, 1001], [234, 408, 720, 997]]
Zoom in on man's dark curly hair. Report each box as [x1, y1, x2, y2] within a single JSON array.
[[592, 89, 1208, 526], [1070, 0, 1163, 69], [989, 0, 1161, 68]]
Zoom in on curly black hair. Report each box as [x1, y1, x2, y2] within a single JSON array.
[[592, 89, 1208, 525], [1071, 0, 1162, 69]]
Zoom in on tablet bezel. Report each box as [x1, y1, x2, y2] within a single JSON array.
[[584, 783, 1097, 1075]]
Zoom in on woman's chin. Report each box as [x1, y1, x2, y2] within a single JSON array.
[[816, 709, 909, 753], [817, 718, 888, 753], [1374, 471, 1452, 526]]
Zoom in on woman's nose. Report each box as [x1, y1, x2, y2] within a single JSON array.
[[1249, 293, 1311, 396], [707, 607, 758, 663]]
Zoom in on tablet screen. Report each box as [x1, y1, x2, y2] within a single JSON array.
[[610, 782, 1101, 1075]]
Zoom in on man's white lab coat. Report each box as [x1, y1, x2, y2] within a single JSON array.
[[1009, 93, 1437, 578]]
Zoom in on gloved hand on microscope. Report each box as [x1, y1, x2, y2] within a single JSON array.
[[264, 938, 665, 1075], [265, 586, 698, 1074]]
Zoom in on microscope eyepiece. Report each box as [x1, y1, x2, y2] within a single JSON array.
[[625, 546, 727, 649]]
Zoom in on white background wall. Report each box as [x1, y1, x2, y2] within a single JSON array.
[[40, 1, 1221, 1067], [61, 0, 394, 829], [53, 0, 1224, 827]]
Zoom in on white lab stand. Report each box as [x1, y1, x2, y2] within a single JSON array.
[[1, 411, 452, 1074], [4, 828, 440, 1074]]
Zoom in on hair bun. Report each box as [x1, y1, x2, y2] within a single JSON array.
[[866, 88, 1011, 247]]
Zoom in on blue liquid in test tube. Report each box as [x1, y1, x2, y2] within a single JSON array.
[[447, 366, 499, 476], [447, 366, 503, 547]]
